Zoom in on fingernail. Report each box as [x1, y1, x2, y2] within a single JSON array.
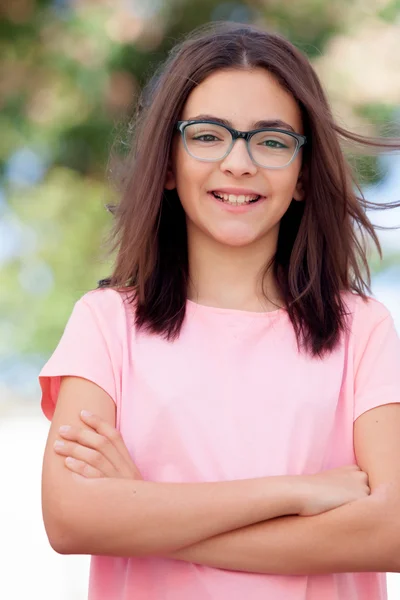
[[54, 440, 65, 449], [81, 410, 92, 418], [59, 425, 71, 433]]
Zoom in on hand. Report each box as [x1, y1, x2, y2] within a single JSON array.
[[298, 465, 370, 516], [53, 410, 142, 480]]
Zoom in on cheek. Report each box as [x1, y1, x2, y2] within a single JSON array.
[[269, 166, 300, 197], [175, 153, 212, 199], [175, 147, 195, 187]]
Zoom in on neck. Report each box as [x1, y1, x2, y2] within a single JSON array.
[[187, 227, 283, 313]]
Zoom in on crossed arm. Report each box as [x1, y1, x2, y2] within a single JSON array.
[[167, 402, 400, 574], [168, 492, 397, 574], [43, 377, 400, 574]]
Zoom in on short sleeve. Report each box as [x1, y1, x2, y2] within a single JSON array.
[[39, 292, 122, 420], [353, 299, 400, 421]]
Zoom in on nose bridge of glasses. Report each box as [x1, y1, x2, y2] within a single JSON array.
[[232, 129, 249, 141], [227, 131, 257, 168]]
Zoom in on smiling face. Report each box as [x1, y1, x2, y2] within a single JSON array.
[[165, 67, 305, 250]]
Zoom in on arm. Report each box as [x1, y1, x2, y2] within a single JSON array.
[[168, 404, 400, 574], [43, 377, 304, 557]]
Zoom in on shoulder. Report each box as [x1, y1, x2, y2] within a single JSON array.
[[73, 287, 137, 341], [343, 291, 393, 330], [79, 286, 129, 310], [341, 291, 396, 353], [77, 287, 135, 320]]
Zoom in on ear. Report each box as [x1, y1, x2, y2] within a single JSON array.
[[293, 170, 305, 202], [164, 160, 176, 190]]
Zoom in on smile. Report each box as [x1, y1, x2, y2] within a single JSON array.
[[211, 191, 261, 205]]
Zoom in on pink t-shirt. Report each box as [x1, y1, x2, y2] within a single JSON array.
[[39, 288, 400, 600]]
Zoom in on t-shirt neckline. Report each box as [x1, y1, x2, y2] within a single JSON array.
[[186, 298, 286, 318]]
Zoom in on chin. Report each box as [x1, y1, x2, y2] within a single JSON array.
[[206, 221, 263, 245], [211, 232, 261, 247]]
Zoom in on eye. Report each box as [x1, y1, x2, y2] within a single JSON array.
[[254, 131, 295, 150], [185, 123, 230, 144], [192, 134, 221, 142], [260, 139, 287, 149]]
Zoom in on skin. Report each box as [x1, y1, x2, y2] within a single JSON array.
[[43, 377, 369, 557], [42, 67, 400, 572], [165, 67, 304, 311]]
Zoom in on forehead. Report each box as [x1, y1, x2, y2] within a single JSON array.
[[182, 67, 303, 133]]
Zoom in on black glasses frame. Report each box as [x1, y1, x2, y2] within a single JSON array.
[[176, 119, 307, 169]]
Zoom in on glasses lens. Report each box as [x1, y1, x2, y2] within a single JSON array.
[[250, 131, 298, 168], [183, 123, 231, 161]]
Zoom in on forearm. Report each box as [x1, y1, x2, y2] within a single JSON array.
[[169, 493, 399, 574], [50, 474, 300, 557]]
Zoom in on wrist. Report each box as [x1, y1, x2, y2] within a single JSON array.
[[280, 475, 306, 515], [290, 475, 314, 515], [260, 475, 304, 517]]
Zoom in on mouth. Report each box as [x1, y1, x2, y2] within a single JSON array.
[[210, 191, 263, 206]]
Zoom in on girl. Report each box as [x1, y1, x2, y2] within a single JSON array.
[[40, 21, 400, 600]]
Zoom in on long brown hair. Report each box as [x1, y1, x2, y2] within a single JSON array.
[[99, 21, 400, 356]]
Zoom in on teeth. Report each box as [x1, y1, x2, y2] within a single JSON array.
[[213, 192, 259, 204]]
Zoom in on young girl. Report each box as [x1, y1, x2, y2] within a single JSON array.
[[40, 21, 400, 600]]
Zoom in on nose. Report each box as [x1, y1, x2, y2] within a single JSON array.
[[219, 138, 258, 177]]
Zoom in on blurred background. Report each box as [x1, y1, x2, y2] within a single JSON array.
[[0, 0, 399, 598]]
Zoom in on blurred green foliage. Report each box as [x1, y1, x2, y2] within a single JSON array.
[[0, 0, 399, 360], [378, 0, 400, 21], [355, 103, 399, 136]]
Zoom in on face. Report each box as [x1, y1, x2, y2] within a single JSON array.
[[165, 67, 304, 250]]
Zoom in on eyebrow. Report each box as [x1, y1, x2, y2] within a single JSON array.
[[189, 114, 296, 133]]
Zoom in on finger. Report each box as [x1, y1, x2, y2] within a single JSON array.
[[79, 411, 140, 474], [64, 457, 103, 479], [54, 439, 115, 477], [58, 425, 128, 474]]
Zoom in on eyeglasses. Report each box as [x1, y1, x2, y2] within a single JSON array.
[[176, 120, 307, 169]]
